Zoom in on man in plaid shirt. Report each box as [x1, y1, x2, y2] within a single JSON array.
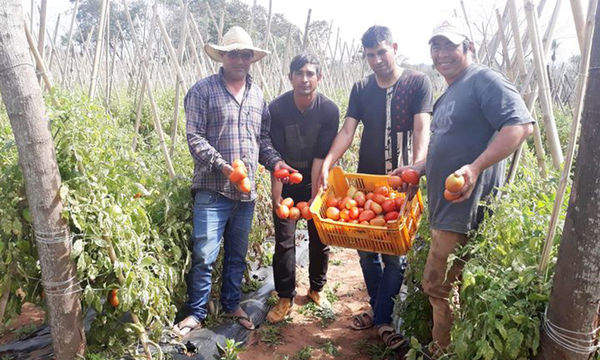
[[175, 26, 295, 335]]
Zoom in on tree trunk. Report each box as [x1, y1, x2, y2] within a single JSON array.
[[535, 4, 600, 360], [0, 2, 86, 359]]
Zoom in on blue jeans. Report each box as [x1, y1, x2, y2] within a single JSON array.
[[358, 250, 407, 326], [185, 190, 255, 321]]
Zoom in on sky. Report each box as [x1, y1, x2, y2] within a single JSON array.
[[22, 0, 583, 64]]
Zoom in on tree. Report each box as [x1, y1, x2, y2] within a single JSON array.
[[0, 1, 86, 358], [534, 4, 600, 360]]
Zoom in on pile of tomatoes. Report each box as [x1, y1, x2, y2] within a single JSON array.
[[229, 159, 251, 192], [322, 183, 406, 226], [275, 198, 312, 220]]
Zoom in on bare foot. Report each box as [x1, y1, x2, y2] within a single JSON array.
[[226, 307, 255, 330]]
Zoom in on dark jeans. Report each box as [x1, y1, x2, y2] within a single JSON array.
[[358, 251, 407, 326], [272, 184, 330, 299]]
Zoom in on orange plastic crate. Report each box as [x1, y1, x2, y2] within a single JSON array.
[[309, 167, 424, 256]]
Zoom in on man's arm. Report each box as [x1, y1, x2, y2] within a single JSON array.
[[411, 112, 431, 172], [185, 87, 233, 177], [451, 123, 534, 202], [318, 117, 360, 189], [271, 173, 283, 209], [311, 158, 325, 200]]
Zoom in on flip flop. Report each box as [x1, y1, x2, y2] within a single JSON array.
[[173, 316, 202, 337], [351, 310, 374, 330], [225, 310, 255, 330], [377, 325, 406, 350]]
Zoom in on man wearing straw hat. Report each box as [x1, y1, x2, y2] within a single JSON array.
[[176, 26, 296, 335], [394, 20, 534, 356], [319, 25, 433, 349]]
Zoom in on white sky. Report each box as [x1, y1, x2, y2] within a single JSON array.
[[23, 0, 583, 64]]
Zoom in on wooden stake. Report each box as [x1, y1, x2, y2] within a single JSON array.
[[171, 0, 189, 158], [525, 0, 564, 169], [24, 20, 53, 91], [88, 0, 108, 100], [569, 0, 586, 53]]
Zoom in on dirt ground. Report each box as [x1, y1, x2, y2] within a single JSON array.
[[1, 247, 401, 360], [241, 247, 399, 360]]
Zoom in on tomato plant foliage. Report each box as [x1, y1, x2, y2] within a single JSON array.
[[399, 149, 571, 360]]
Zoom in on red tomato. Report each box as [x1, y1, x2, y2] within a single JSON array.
[[281, 197, 295, 208], [388, 176, 403, 189], [374, 186, 390, 196], [326, 207, 340, 220], [370, 217, 386, 226], [401, 169, 420, 185], [445, 173, 465, 192], [372, 194, 386, 205], [381, 200, 396, 213], [354, 192, 366, 207], [289, 207, 302, 220], [340, 209, 351, 221], [366, 192, 374, 201], [326, 197, 339, 208], [301, 205, 312, 220], [229, 167, 247, 183], [359, 210, 376, 222], [274, 169, 290, 179], [289, 172, 303, 184], [395, 197, 405, 210], [384, 211, 400, 221], [276, 205, 290, 219], [237, 177, 251, 192], [444, 189, 461, 201], [370, 202, 383, 215], [296, 201, 309, 211], [349, 207, 359, 219]]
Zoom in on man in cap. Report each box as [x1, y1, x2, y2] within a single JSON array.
[[319, 25, 433, 349], [265, 53, 339, 323], [176, 26, 295, 335], [394, 20, 534, 354]]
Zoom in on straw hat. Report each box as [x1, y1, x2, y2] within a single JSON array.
[[204, 26, 270, 63], [428, 20, 470, 45]]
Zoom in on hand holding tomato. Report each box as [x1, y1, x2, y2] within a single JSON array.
[[273, 161, 298, 184], [390, 166, 421, 199], [446, 164, 480, 203], [221, 164, 234, 178]]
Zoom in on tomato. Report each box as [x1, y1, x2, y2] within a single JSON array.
[[395, 197, 404, 210], [301, 205, 312, 220], [274, 169, 290, 179], [345, 199, 357, 209], [339, 196, 352, 210], [326, 207, 340, 220], [401, 169, 420, 185], [289, 207, 302, 220], [364, 199, 373, 211], [296, 201, 309, 211], [237, 177, 251, 192], [349, 207, 359, 220], [381, 200, 396, 213], [374, 186, 389, 196], [370, 202, 383, 215], [326, 197, 339, 208], [360, 221, 370, 225], [366, 192, 374, 201], [109, 289, 119, 308], [445, 173, 465, 192], [354, 191, 366, 207], [229, 167, 247, 183], [340, 209, 351, 221], [358, 210, 375, 222], [444, 189, 461, 201], [372, 194, 386, 205], [232, 159, 246, 169], [347, 186, 358, 198], [281, 197, 295, 208], [384, 211, 400, 221], [289, 172, 303, 184], [388, 176, 403, 189], [276, 205, 290, 219], [370, 217, 386, 226]]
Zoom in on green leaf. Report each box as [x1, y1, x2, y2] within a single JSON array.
[[71, 239, 84, 258], [60, 185, 69, 200], [496, 321, 508, 339], [505, 328, 524, 358]]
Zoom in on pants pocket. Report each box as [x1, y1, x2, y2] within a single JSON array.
[[194, 190, 218, 207]]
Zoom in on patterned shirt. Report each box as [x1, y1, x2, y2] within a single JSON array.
[[185, 68, 282, 201]]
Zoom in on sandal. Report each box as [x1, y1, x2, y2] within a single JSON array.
[[173, 316, 202, 337], [225, 308, 255, 330], [351, 310, 374, 330], [377, 325, 406, 350]]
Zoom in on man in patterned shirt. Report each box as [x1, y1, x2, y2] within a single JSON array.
[[319, 25, 433, 349], [175, 26, 295, 335]]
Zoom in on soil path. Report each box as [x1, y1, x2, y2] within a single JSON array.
[[241, 247, 389, 360]]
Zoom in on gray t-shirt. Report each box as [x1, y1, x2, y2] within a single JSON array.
[[426, 64, 534, 234]]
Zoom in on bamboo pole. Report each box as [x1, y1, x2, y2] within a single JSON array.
[[37, 0, 47, 62], [47, 14, 60, 72], [524, 0, 564, 169], [539, 0, 598, 273], [24, 21, 53, 91], [569, 0, 586, 53], [460, 0, 480, 62], [249, 0, 257, 36], [509, 0, 527, 83], [62, 0, 79, 87], [189, 15, 215, 74], [302, 9, 312, 50], [44, 25, 65, 81], [88, 0, 108, 99], [496, 9, 513, 80], [170, 0, 189, 158], [186, 22, 206, 78], [155, 5, 188, 90], [105, 1, 111, 107]]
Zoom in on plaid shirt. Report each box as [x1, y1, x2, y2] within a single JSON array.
[[185, 68, 282, 201]]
